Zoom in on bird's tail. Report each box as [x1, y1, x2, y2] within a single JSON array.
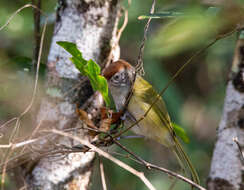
[[172, 137, 200, 186]]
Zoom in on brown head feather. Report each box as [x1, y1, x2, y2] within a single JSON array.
[[103, 60, 132, 80]]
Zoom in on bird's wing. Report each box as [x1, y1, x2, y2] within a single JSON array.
[[133, 76, 174, 133]]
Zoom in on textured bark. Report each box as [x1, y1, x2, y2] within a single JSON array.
[[25, 0, 120, 189], [208, 33, 244, 190]]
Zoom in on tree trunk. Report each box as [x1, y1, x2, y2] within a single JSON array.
[[208, 31, 244, 190], [25, 0, 120, 189]]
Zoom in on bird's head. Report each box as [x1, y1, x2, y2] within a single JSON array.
[[103, 60, 135, 111]]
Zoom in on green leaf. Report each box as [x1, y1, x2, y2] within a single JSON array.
[[57, 41, 87, 74], [57, 41, 85, 63], [84, 60, 110, 106], [84, 59, 101, 78], [97, 76, 111, 106], [70, 57, 86, 75], [172, 123, 189, 144], [56, 41, 112, 107]]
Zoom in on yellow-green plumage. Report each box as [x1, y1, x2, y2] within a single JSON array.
[[126, 76, 200, 185]]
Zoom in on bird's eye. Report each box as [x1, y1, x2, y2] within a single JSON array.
[[113, 74, 120, 81]]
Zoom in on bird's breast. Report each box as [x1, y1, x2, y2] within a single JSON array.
[[126, 95, 174, 147]]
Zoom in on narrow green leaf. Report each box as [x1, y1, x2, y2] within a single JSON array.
[[97, 76, 110, 106], [84, 60, 101, 77], [70, 57, 86, 75], [138, 11, 184, 20], [172, 123, 190, 144], [83, 60, 101, 92], [57, 41, 87, 65], [138, 7, 220, 20]]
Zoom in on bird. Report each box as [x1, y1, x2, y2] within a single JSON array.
[[103, 59, 200, 185]]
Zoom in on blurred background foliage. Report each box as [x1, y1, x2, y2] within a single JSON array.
[[0, 0, 243, 189]]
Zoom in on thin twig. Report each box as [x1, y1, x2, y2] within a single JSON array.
[[99, 156, 108, 190], [0, 117, 17, 130], [50, 129, 156, 190], [0, 148, 87, 173], [112, 140, 206, 190], [128, 0, 131, 7], [1, 146, 14, 190], [113, 139, 149, 167], [8, 118, 20, 143], [135, 0, 156, 76], [168, 178, 178, 190], [116, 135, 144, 140], [116, 8, 128, 43], [233, 137, 244, 163], [0, 139, 39, 149], [1, 118, 20, 190], [103, 5, 129, 69], [20, 15, 47, 118], [20, 119, 43, 155], [0, 4, 45, 31]]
